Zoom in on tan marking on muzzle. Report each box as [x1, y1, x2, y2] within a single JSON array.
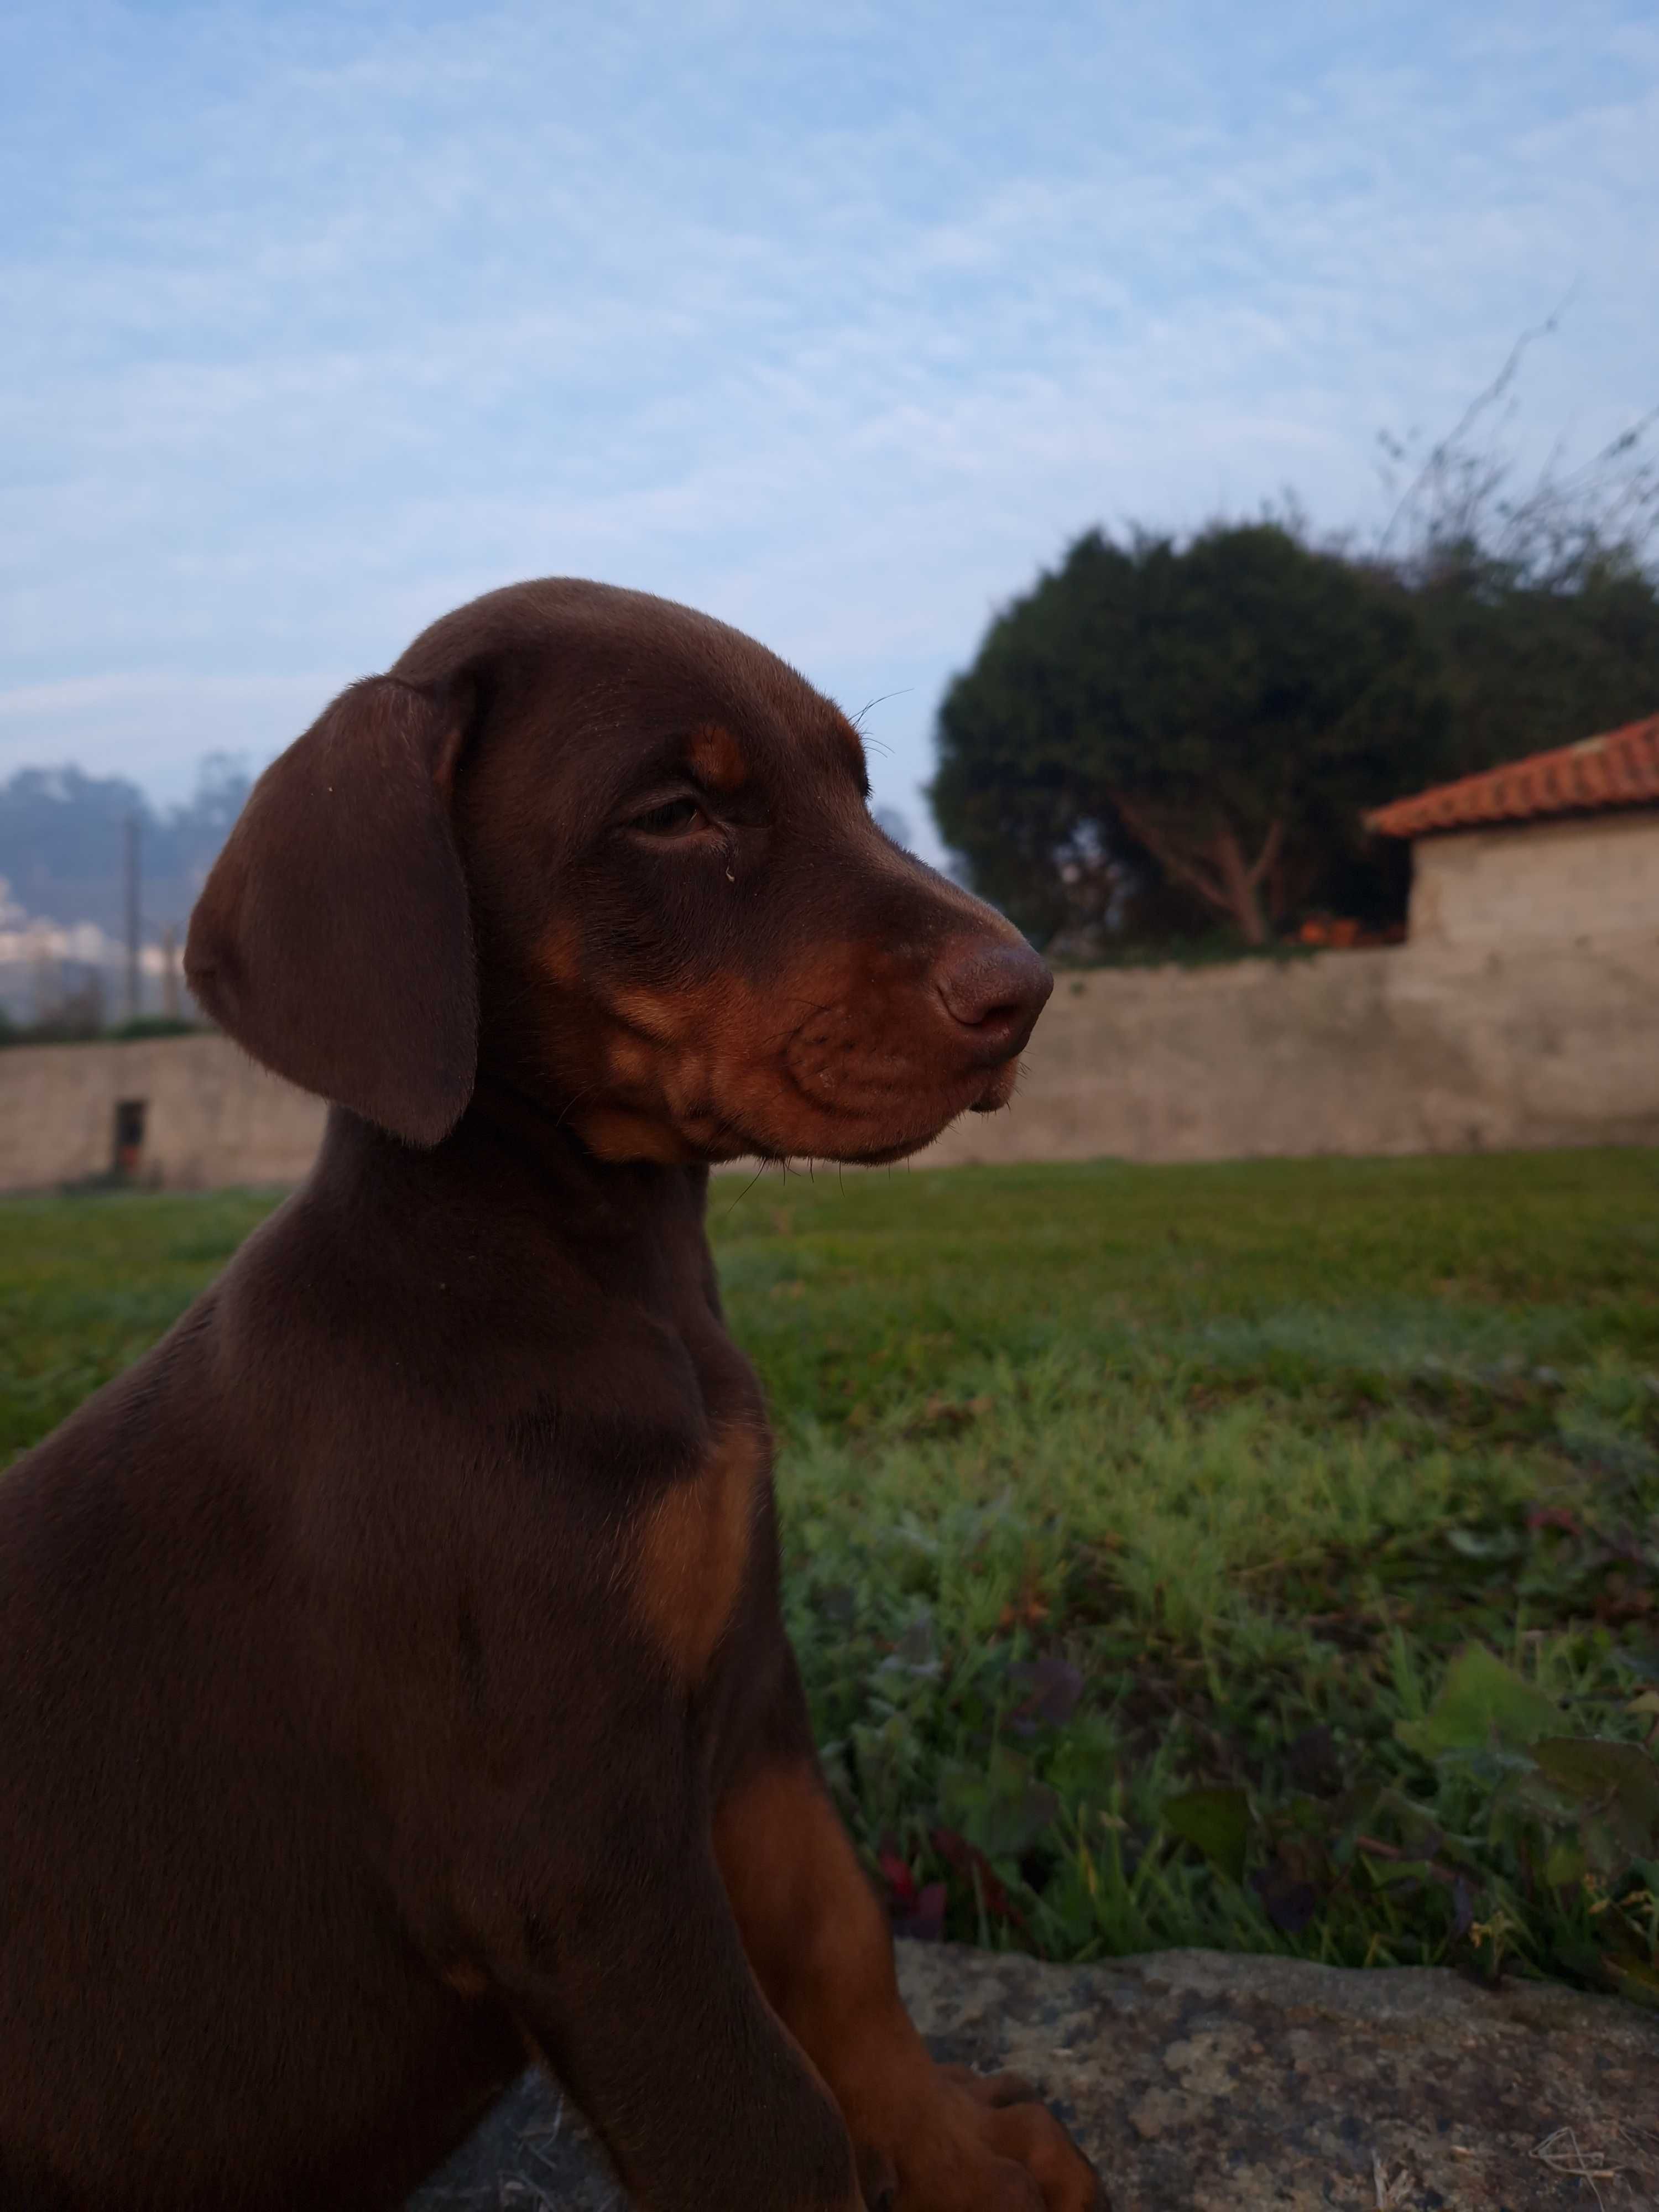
[[538, 919, 584, 989], [609, 984, 695, 1046]]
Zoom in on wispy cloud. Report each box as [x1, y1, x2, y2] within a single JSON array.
[[2, 0, 1655, 838]]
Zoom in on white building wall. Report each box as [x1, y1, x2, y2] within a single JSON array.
[[1409, 810, 1659, 951]]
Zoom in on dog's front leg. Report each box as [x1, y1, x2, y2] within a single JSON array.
[[466, 1818, 863, 2212], [713, 1727, 1109, 2212]]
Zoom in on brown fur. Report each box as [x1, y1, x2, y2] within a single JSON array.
[[631, 1420, 766, 1677], [684, 722, 750, 791], [0, 580, 1103, 2211]]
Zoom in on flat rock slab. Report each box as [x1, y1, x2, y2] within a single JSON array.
[[408, 1944, 1659, 2211]]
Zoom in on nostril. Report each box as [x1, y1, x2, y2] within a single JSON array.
[[935, 940, 1053, 1042]]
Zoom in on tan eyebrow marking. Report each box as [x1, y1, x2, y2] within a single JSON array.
[[686, 724, 750, 792]]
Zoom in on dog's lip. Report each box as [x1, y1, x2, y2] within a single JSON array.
[[726, 1053, 1023, 1165], [967, 1055, 1021, 1114], [776, 1041, 1019, 1120]]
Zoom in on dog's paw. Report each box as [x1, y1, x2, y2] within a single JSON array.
[[904, 2068, 1109, 2212], [975, 2095, 1108, 2212], [936, 2064, 1041, 2110]]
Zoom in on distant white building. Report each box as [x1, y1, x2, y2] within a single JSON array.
[[1369, 713, 1659, 951]]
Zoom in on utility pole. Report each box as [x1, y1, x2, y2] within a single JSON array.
[[124, 811, 141, 1022]]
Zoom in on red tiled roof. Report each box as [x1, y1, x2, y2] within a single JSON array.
[[1368, 713, 1659, 838]]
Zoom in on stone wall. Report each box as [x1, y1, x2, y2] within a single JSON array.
[[0, 1032, 325, 1193], [3, 895, 1656, 1192], [920, 925, 1659, 1169]]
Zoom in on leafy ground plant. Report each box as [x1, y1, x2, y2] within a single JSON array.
[[3, 1150, 1657, 1997]]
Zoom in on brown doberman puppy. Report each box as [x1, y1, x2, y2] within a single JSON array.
[[0, 582, 1107, 2212]]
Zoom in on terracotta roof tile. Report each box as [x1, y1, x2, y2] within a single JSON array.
[[1368, 713, 1659, 838]]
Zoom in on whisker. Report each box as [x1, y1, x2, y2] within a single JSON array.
[[551, 1081, 606, 1133], [850, 689, 911, 729], [721, 1159, 771, 1218]]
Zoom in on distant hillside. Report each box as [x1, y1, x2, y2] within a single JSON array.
[[0, 756, 252, 1024], [0, 755, 251, 941]]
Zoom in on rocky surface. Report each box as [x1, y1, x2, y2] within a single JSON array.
[[408, 1944, 1659, 2211]]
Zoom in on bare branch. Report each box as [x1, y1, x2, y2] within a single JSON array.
[[1208, 822, 1269, 944], [1375, 302, 1659, 587], [1245, 817, 1285, 893], [1378, 306, 1564, 557], [1108, 790, 1230, 914]]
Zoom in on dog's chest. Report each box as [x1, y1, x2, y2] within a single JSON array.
[[626, 1413, 770, 1679], [497, 1234, 774, 1681]]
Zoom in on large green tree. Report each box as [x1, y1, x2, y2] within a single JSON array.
[[931, 524, 1448, 946], [1413, 552, 1659, 777], [934, 346, 1659, 951]]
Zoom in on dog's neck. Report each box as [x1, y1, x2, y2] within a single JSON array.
[[310, 1090, 715, 1285], [468, 1075, 711, 1218]]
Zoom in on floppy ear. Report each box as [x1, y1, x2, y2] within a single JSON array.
[[185, 676, 477, 1147]]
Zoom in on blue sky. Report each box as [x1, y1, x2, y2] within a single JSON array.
[[2, 0, 1656, 860]]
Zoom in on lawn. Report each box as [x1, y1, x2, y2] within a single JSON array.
[[4, 1151, 1658, 2001]]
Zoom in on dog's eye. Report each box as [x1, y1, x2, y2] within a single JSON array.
[[629, 796, 706, 838]]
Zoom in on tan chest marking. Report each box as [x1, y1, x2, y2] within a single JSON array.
[[630, 1420, 766, 1676]]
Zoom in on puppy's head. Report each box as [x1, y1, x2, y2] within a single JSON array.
[[187, 581, 1050, 1165]]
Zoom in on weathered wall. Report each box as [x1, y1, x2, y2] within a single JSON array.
[[3, 883, 1656, 1192], [919, 811, 1659, 1169], [919, 927, 1659, 1168], [1410, 807, 1659, 951], [0, 1033, 325, 1193]]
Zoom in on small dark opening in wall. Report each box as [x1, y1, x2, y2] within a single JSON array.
[[113, 1099, 148, 1179]]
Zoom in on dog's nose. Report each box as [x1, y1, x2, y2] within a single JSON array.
[[933, 938, 1053, 1064]]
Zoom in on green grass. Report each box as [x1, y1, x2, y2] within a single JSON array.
[[5, 1152, 1658, 1999], [0, 1188, 281, 1457]]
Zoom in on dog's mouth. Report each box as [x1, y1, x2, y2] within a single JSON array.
[[722, 1043, 1025, 1166], [967, 1057, 1020, 1115], [561, 948, 1044, 1168], [570, 1040, 1023, 1167]]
